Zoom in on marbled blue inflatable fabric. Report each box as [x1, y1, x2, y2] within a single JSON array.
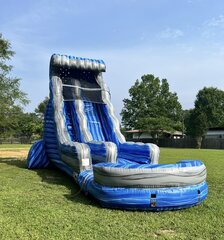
[[27, 140, 49, 169], [27, 54, 208, 211]]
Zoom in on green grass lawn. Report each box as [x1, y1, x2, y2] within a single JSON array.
[[0, 144, 31, 149], [0, 146, 223, 240]]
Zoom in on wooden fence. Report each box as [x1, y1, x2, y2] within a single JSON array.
[[1, 137, 224, 149], [0, 137, 34, 144], [126, 137, 224, 149]]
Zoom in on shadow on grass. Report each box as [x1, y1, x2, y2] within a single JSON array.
[[0, 156, 100, 208], [0, 157, 26, 168]]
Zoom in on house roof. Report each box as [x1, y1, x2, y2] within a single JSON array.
[[125, 129, 143, 133], [125, 129, 183, 135], [208, 127, 224, 131]]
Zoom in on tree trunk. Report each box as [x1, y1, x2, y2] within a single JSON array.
[[196, 136, 202, 149]]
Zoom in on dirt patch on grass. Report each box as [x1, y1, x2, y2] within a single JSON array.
[[154, 229, 177, 238], [0, 149, 28, 159]]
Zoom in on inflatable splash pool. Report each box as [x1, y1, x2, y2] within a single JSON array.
[[27, 54, 208, 211]]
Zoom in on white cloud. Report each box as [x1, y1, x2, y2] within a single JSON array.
[[206, 15, 224, 28], [202, 15, 224, 38], [158, 28, 184, 39]]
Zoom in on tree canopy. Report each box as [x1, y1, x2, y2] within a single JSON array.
[[15, 112, 43, 139], [186, 87, 224, 147], [121, 74, 183, 137], [0, 33, 29, 136], [35, 96, 49, 120]]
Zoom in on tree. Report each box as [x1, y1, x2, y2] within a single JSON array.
[[186, 87, 224, 148], [0, 105, 24, 137], [32, 96, 50, 139], [11, 98, 48, 140], [121, 74, 183, 139], [0, 33, 29, 136], [35, 97, 49, 119], [15, 112, 43, 140]]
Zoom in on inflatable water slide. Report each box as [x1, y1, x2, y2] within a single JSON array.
[[27, 54, 208, 211]]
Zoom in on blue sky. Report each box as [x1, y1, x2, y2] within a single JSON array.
[[1, 0, 224, 119]]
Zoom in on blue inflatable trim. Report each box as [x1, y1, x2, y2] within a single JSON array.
[[27, 140, 49, 169], [78, 170, 208, 211]]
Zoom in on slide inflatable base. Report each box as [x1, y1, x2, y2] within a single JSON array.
[[28, 142, 208, 211], [77, 169, 208, 211]]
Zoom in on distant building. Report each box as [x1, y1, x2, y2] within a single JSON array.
[[205, 127, 224, 139], [125, 129, 184, 140]]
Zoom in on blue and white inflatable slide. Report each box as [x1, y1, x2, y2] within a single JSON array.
[[27, 54, 208, 211]]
